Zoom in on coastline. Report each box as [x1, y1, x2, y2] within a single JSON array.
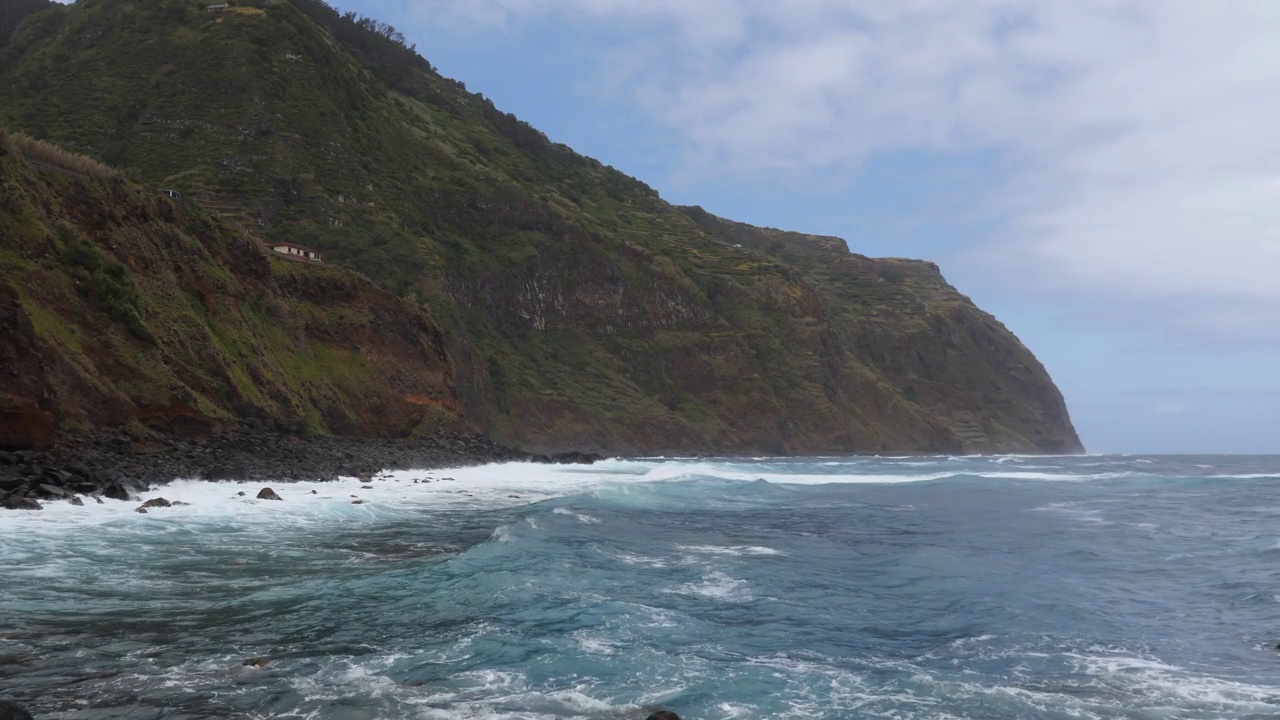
[[0, 428, 600, 511]]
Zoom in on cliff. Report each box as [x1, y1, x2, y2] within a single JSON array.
[[0, 0, 1082, 454], [0, 133, 461, 449]]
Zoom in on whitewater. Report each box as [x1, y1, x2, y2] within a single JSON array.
[[3, 454, 1280, 718]]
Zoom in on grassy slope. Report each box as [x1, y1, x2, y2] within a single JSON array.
[[0, 145, 459, 438], [0, 0, 1082, 453]]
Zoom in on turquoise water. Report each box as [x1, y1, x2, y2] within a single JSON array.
[[2, 455, 1280, 718]]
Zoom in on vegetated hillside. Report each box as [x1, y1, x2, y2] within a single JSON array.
[[0, 130, 460, 449], [0, 0, 1083, 454]]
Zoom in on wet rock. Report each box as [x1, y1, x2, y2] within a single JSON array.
[[351, 499, 366, 505], [310, 490, 317, 494], [361, 485, 373, 489], [136, 507, 148, 514], [0, 493, 42, 511], [0, 699, 34, 720], [171, 501, 190, 507], [242, 657, 269, 669], [256, 487, 282, 501], [37, 483, 69, 498], [139, 497, 172, 509], [67, 461, 92, 478], [237, 491, 246, 496], [102, 481, 132, 502], [69, 496, 84, 506]]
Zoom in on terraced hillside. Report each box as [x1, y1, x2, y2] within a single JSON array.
[[0, 0, 1082, 454]]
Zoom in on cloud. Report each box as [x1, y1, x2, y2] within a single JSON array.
[[408, 0, 1280, 346]]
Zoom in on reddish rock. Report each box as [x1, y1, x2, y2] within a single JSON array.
[[0, 405, 55, 451]]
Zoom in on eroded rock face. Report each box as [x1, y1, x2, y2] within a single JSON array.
[[256, 487, 282, 501], [0, 405, 55, 452]]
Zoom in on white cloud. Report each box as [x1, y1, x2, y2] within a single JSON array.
[[408, 0, 1280, 345]]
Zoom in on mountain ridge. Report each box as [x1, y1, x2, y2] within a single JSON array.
[[0, 0, 1083, 455]]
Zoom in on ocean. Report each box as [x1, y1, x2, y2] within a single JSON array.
[[2, 455, 1279, 719]]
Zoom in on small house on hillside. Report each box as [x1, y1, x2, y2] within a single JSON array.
[[158, 188, 182, 199], [268, 242, 323, 263]]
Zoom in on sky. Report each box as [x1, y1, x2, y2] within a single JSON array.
[[341, 0, 1280, 454]]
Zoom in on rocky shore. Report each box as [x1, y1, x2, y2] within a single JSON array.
[[0, 428, 602, 511]]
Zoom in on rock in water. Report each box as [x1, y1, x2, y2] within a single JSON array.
[[69, 496, 84, 506], [256, 487, 282, 501], [0, 493, 41, 511], [351, 499, 366, 505], [101, 481, 132, 502], [135, 507, 148, 514], [0, 699, 34, 720], [138, 498, 172, 509], [361, 485, 373, 489]]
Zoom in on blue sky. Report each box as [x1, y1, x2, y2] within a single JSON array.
[[345, 0, 1280, 453]]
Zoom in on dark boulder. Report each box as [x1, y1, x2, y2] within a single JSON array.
[[0, 493, 41, 511], [138, 498, 172, 509], [37, 483, 69, 498], [351, 499, 366, 505], [101, 481, 133, 502], [0, 699, 34, 720], [69, 496, 84, 506], [256, 487, 282, 501]]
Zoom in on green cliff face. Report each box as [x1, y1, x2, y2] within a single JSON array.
[[0, 139, 460, 446], [0, 0, 1083, 454]]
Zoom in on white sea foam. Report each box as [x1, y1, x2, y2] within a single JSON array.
[[677, 544, 783, 557], [673, 571, 752, 602], [0, 458, 1134, 540], [551, 507, 600, 524]]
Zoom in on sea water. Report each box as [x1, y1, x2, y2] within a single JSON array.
[[2, 455, 1280, 719]]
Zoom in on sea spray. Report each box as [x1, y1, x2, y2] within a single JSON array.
[[2, 455, 1279, 718]]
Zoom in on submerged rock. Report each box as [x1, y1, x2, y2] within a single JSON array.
[[69, 496, 84, 506], [242, 657, 269, 669], [138, 497, 172, 509], [361, 485, 373, 489], [136, 507, 148, 514], [256, 487, 282, 501], [171, 500, 190, 507], [351, 499, 366, 505]]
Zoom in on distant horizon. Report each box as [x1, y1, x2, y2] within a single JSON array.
[[315, 0, 1280, 455]]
